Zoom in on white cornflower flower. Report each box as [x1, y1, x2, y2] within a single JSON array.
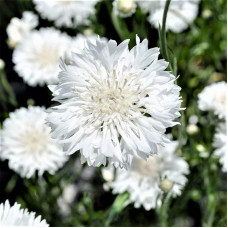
[[213, 122, 227, 172], [13, 28, 71, 87], [113, 0, 136, 18], [0, 106, 67, 178], [6, 11, 38, 46], [137, 0, 200, 33], [0, 200, 48, 226], [47, 36, 183, 168], [33, 0, 99, 28], [198, 81, 227, 119], [103, 140, 189, 210], [64, 34, 108, 65]]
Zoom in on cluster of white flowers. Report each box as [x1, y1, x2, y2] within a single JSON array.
[[213, 122, 227, 172], [0, 106, 67, 178], [102, 139, 189, 210], [13, 28, 71, 87], [33, 0, 99, 28], [198, 81, 226, 119], [47, 35, 183, 168], [0, 200, 49, 226], [6, 11, 38, 47]]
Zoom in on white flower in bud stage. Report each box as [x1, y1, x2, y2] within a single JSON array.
[[6, 11, 38, 46], [102, 140, 189, 210], [136, 0, 200, 33], [33, 0, 99, 28], [13, 28, 71, 86], [0, 106, 67, 178], [213, 122, 227, 172], [0, 200, 49, 226], [198, 81, 226, 119], [47, 36, 183, 168], [113, 0, 136, 18]]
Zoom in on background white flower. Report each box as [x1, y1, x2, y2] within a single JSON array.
[[0, 200, 49, 226], [213, 122, 227, 172], [198, 81, 226, 119], [13, 27, 71, 86], [1, 106, 67, 178], [113, 0, 136, 18], [6, 11, 38, 46], [33, 0, 99, 28], [103, 140, 189, 210], [137, 0, 200, 33], [47, 36, 183, 168]]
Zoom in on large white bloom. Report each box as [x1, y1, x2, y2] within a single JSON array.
[[6, 11, 38, 47], [213, 122, 227, 172], [0, 200, 48, 226], [113, 0, 137, 18], [33, 0, 99, 28], [102, 140, 189, 210], [47, 36, 183, 168], [13, 27, 71, 87], [137, 0, 200, 33], [1, 106, 67, 178], [198, 81, 226, 119]]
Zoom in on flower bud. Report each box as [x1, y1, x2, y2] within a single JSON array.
[[186, 124, 199, 135], [160, 179, 173, 192], [0, 59, 5, 70]]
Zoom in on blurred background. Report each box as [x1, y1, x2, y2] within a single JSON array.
[[0, 0, 227, 226]]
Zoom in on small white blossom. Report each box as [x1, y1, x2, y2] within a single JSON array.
[[198, 81, 226, 119], [113, 0, 136, 18], [137, 0, 200, 33], [0, 200, 49, 226], [47, 36, 183, 168], [33, 0, 99, 28], [103, 140, 189, 210], [1, 106, 67, 178], [6, 11, 38, 46], [13, 27, 71, 86], [213, 122, 227, 172]]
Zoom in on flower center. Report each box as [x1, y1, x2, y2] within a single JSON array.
[[131, 156, 159, 178], [21, 129, 47, 154], [36, 47, 59, 67], [77, 69, 147, 127]]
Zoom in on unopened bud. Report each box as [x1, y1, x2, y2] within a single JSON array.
[[160, 179, 173, 192], [202, 9, 212, 19], [0, 59, 5, 70], [118, 0, 134, 13], [186, 124, 199, 135], [7, 39, 17, 48], [83, 29, 93, 36]]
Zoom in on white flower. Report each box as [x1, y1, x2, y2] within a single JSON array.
[[0, 106, 67, 178], [47, 36, 183, 168], [13, 28, 71, 87], [57, 184, 78, 216], [33, 0, 99, 28], [0, 200, 48, 226], [137, 0, 200, 33], [213, 122, 227, 172], [64, 34, 108, 65], [103, 140, 189, 210], [113, 0, 136, 18], [6, 11, 38, 46], [198, 81, 227, 119]]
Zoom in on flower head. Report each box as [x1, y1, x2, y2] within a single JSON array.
[[33, 0, 99, 28], [198, 81, 226, 119], [0, 200, 49, 226], [47, 36, 183, 168], [1, 106, 67, 178], [113, 0, 136, 18], [13, 27, 71, 86], [213, 122, 227, 172], [137, 0, 200, 33], [102, 140, 189, 210], [7, 11, 38, 46]]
